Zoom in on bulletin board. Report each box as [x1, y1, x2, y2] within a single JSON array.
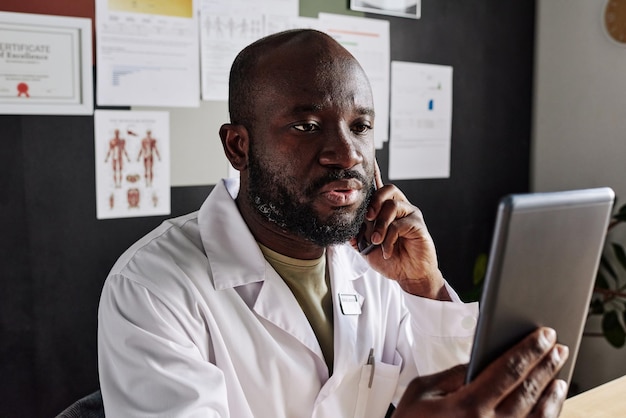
[[0, 1, 536, 416]]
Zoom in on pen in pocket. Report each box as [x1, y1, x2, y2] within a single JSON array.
[[367, 348, 375, 388]]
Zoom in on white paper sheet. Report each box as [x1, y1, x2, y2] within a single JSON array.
[[95, 110, 171, 219], [317, 13, 390, 149], [265, 15, 320, 36], [95, 0, 200, 107], [350, 0, 421, 20], [389, 61, 452, 180], [199, 0, 299, 101]]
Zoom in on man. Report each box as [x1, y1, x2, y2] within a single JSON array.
[[98, 29, 568, 417]]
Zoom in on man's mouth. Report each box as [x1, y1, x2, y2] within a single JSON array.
[[318, 180, 363, 207]]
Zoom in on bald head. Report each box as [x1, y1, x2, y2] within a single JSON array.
[[227, 29, 369, 129]]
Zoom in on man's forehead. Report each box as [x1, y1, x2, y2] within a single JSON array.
[[244, 30, 374, 115], [256, 65, 374, 121], [255, 30, 354, 68], [258, 48, 370, 92]]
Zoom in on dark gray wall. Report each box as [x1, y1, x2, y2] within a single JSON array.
[[1, 114, 210, 416], [379, 1, 535, 296], [0, 1, 535, 416]]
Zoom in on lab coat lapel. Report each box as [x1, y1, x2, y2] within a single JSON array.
[[253, 266, 325, 360], [200, 179, 267, 290], [199, 180, 326, 363]]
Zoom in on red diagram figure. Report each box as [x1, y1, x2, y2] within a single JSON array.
[[104, 129, 131, 188], [137, 130, 161, 187]]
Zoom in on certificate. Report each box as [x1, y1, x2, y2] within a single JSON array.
[[0, 12, 93, 115]]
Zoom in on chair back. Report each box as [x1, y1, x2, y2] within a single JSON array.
[[56, 390, 104, 418]]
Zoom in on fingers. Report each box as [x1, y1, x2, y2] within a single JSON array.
[[497, 344, 569, 417], [469, 328, 568, 415], [365, 164, 413, 257], [374, 159, 384, 190], [395, 329, 568, 418], [365, 180, 408, 223], [365, 184, 411, 233], [366, 196, 424, 259], [394, 365, 467, 416], [379, 204, 424, 259], [527, 379, 568, 418], [415, 364, 468, 396]]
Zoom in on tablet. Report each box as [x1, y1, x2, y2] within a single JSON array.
[[465, 187, 615, 384]]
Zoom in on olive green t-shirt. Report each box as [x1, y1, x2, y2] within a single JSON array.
[[259, 243, 334, 374]]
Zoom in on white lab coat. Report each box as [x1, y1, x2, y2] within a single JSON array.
[[98, 178, 478, 418]]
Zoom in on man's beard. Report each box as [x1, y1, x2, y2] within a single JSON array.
[[247, 147, 374, 247]]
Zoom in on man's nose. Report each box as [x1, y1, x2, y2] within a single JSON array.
[[318, 126, 364, 169]]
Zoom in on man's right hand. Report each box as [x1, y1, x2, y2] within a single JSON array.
[[393, 327, 569, 417]]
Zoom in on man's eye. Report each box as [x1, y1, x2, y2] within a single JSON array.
[[292, 123, 319, 132], [352, 124, 372, 134]]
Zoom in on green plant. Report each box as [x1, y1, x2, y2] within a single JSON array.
[[587, 203, 626, 348]]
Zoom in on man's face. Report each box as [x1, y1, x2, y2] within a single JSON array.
[[242, 41, 376, 247], [247, 140, 375, 246]]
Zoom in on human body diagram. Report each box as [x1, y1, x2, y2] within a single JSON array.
[[100, 126, 166, 213], [104, 129, 131, 188], [137, 130, 161, 187]]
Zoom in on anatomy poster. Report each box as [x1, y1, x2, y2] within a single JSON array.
[[94, 110, 170, 219]]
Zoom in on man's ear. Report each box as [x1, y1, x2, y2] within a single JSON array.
[[219, 123, 249, 171]]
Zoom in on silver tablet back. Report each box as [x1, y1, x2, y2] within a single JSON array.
[[466, 187, 615, 384]]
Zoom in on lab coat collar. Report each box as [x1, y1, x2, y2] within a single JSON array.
[[198, 178, 268, 291]]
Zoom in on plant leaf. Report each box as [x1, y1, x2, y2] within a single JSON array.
[[602, 311, 626, 348], [611, 242, 626, 271], [461, 286, 483, 303], [589, 298, 605, 314], [600, 254, 617, 279], [596, 271, 610, 290], [473, 253, 488, 286], [614, 204, 626, 222]]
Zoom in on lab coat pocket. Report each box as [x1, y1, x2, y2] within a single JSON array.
[[352, 359, 401, 418]]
